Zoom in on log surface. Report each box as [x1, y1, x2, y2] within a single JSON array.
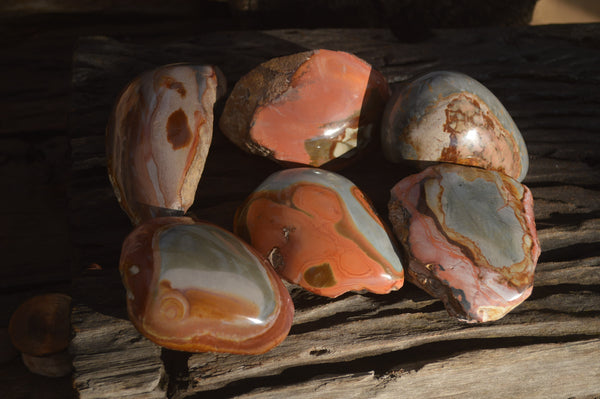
[[69, 25, 600, 398]]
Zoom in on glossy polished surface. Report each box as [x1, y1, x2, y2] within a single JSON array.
[[107, 64, 222, 225], [382, 71, 528, 181], [235, 168, 404, 297], [220, 50, 390, 168], [119, 217, 294, 354], [388, 164, 540, 322]]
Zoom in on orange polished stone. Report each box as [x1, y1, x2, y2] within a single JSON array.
[[235, 168, 404, 297], [220, 50, 390, 168], [120, 217, 294, 354]]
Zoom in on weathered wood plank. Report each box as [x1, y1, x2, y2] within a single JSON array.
[[534, 256, 600, 286], [537, 218, 600, 251], [70, 304, 167, 399], [235, 339, 600, 399], [182, 290, 600, 395], [69, 24, 600, 399]]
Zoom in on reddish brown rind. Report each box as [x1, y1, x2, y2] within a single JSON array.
[[219, 51, 313, 157], [219, 50, 390, 168]]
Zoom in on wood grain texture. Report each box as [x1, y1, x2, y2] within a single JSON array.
[[69, 25, 600, 398], [70, 304, 167, 399], [235, 339, 600, 399]]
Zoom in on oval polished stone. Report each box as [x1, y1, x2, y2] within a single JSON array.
[[381, 71, 529, 181], [219, 50, 390, 168], [119, 217, 294, 354], [235, 168, 404, 297], [107, 64, 224, 225], [388, 164, 540, 323]]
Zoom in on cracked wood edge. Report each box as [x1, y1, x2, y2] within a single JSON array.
[[70, 305, 167, 399]]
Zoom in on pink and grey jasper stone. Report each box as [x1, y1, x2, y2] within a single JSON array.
[[388, 164, 540, 323], [381, 71, 529, 182]]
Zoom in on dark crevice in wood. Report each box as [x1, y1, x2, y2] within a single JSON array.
[[519, 309, 600, 319], [535, 211, 600, 229], [525, 181, 600, 191], [184, 334, 599, 398], [538, 243, 600, 264], [289, 284, 435, 315], [361, 285, 435, 304], [0, 129, 68, 139], [493, 73, 590, 85], [308, 349, 330, 356], [518, 110, 600, 119], [0, 278, 72, 294], [542, 129, 600, 140], [0, 11, 234, 41], [163, 350, 191, 399], [294, 288, 356, 303], [544, 157, 600, 169], [382, 57, 439, 69], [3, 88, 69, 102], [290, 301, 445, 335], [529, 284, 600, 299]]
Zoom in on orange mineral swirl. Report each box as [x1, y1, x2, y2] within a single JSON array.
[[119, 216, 294, 354], [235, 168, 404, 297]]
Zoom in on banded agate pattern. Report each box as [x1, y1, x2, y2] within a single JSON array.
[[119, 217, 293, 354], [107, 64, 223, 224], [388, 164, 540, 323], [219, 49, 390, 168], [382, 71, 529, 181], [235, 168, 404, 297]]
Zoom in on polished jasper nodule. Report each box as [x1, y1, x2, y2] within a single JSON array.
[[381, 71, 529, 181], [119, 217, 294, 354], [107, 64, 224, 225], [235, 168, 404, 297], [219, 49, 390, 168], [388, 164, 540, 323]]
